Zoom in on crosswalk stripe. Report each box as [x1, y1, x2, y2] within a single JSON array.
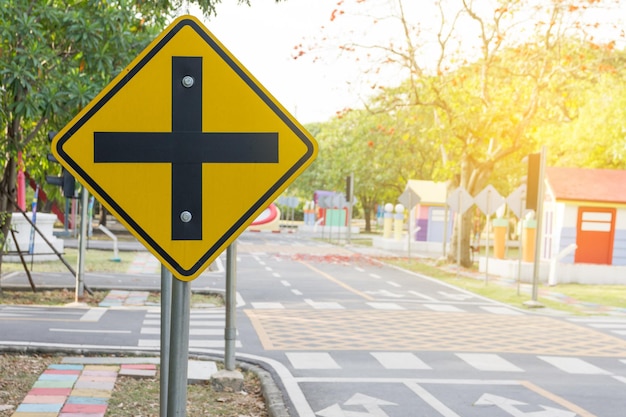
[[424, 304, 465, 313], [367, 302, 404, 310], [538, 356, 611, 374], [371, 352, 431, 370], [614, 376, 626, 384], [286, 352, 340, 369], [304, 299, 344, 310], [479, 306, 524, 315], [456, 353, 523, 372], [252, 302, 285, 309]]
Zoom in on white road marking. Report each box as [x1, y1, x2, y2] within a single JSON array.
[[49, 328, 131, 334], [79, 308, 107, 322], [369, 273, 382, 279], [292, 289, 303, 296], [479, 306, 524, 315], [408, 291, 437, 301], [281, 280, 291, 287], [538, 356, 610, 374], [304, 299, 344, 310], [251, 302, 285, 309], [613, 376, 626, 384], [367, 302, 404, 310], [286, 352, 340, 369], [371, 352, 431, 370], [405, 382, 462, 417], [386, 281, 401, 288], [456, 353, 523, 372], [424, 304, 465, 313]]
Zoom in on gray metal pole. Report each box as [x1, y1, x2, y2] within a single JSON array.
[[456, 191, 462, 277], [517, 195, 524, 296], [531, 147, 546, 303], [167, 278, 190, 417], [407, 193, 412, 259], [225, 243, 237, 371], [485, 190, 491, 285], [346, 173, 353, 245], [160, 265, 172, 417], [75, 187, 88, 301]]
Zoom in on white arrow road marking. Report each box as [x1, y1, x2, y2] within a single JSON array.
[[316, 393, 397, 417], [475, 393, 577, 417]]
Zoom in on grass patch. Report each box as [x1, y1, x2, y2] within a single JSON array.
[[1, 248, 136, 274], [385, 258, 624, 314], [0, 354, 59, 417], [147, 291, 224, 308], [0, 354, 268, 417], [548, 284, 626, 309], [107, 368, 267, 417], [0, 288, 107, 306]]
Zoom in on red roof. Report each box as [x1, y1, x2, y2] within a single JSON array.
[[546, 167, 626, 204]]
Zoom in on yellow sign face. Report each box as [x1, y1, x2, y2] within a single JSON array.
[[52, 15, 318, 281]]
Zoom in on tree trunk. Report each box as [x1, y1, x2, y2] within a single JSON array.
[[447, 209, 473, 267], [99, 205, 107, 226], [447, 153, 492, 267], [0, 157, 18, 270]]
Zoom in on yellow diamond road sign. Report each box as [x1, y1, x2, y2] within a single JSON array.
[[52, 15, 318, 281]]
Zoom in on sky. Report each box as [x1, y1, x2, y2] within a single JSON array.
[[186, 0, 626, 125], [197, 0, 378, 124]]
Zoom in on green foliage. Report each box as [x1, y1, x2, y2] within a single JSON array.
[[0, 0, 160, 190], [291, 107, 445, 230]]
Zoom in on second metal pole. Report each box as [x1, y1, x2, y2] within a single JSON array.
[[167, 278, 191, 417], [75, 187, 88, 301], [225, 243, 237, 371], [160, 265, 172, 417]]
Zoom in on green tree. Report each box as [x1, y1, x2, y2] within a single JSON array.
[[293, 106, 442, 232], [300, 0, 624, 265]]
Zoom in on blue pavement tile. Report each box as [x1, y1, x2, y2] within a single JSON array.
[[17, 403, 63, 413], [67, 396, 109, 405]]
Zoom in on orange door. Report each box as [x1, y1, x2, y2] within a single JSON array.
[[575, 207, 615, 264]]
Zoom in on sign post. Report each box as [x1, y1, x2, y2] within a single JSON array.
[[398, 186, 421, 259], [225, 243, 237, 371], [50, 15, 318, 417]]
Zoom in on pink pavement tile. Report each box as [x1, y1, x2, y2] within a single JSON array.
[[22, 395, 67, 404], [43, 369, 81, 375], [61, 403, 108, 414], [59, 414, 105, 417], [27, 388, 72, 396]]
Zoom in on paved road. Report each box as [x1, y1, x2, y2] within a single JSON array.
[[2, 231, 626, 416]]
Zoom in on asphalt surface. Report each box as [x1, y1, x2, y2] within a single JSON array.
[[3, 229, 626, 417]]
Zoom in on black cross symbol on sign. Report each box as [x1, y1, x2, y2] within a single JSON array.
[[94, 56, 279, 240]]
